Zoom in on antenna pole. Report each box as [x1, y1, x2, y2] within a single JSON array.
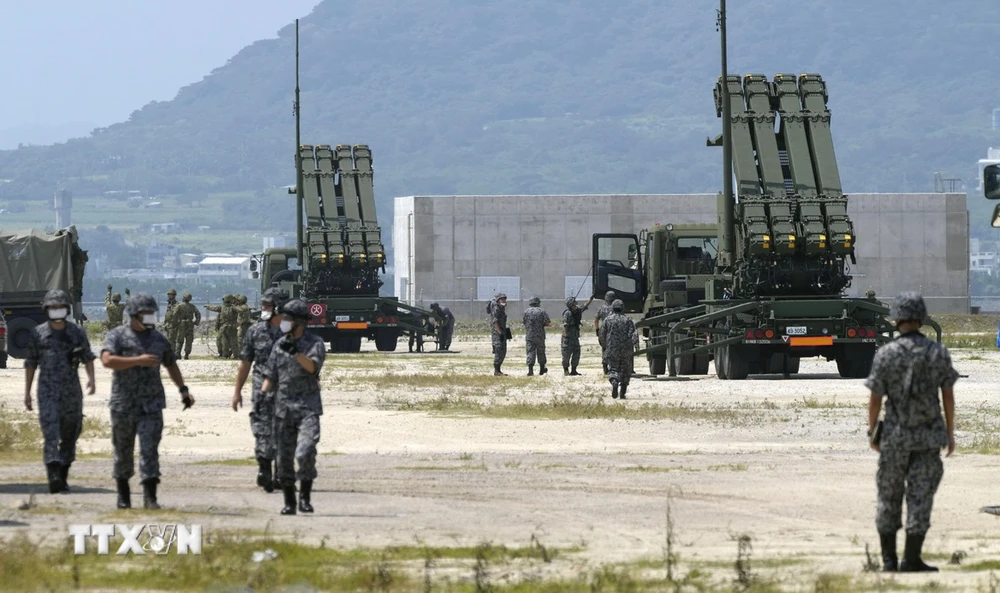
[[294, 18, 304, 264], [719, 0, 735, 267]]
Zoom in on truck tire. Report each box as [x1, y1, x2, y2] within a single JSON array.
[[693, 353, 710, 375], [5, 316, 37, 359], [648, 355, 666, 376], [721, 346, 750, 380], [765, 354, 800, 375], [677, 355, 695, 375], [714, 346, 728, 379], [836, 346, 875, 379], [375, 328, 399, 352], [340, 334, 363, 353]]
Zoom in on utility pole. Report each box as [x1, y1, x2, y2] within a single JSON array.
[[293, 19, 304, 264], [718, 0, 735, 268]]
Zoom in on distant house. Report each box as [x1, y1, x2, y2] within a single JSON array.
[[197, 256, 251, 279], [150, 222, 179, 234], [146, 239, 180, 269]]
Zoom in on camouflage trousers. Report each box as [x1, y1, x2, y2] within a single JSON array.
[[876, 448, 943, 535], [250, 375, 276, 460], [275, 410, 320, 485], [605, 354, 634, 387], [176, 323, 195, 357], [237, 324, 251, 350], [561, 335, 581, 369], [38, 401, 82, 466], [217, 326, 238, 358], [111, 409, 164, 481], [492, 333, 507, 366], [525, 338, 547, 368]]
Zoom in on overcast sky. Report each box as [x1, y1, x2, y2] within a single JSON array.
[[0, 0, 319, 148]]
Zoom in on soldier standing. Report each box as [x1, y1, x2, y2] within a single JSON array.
[[261, 299, 326, 515], [599, 299, 638, 399], [173, 292, 201, 359], [105, 285, 125, 329], [521, 297, 551, 376], [594, 290, 617, 375], [236, 294, 252, 347], [100, 293, 195, 509], [488, 293, 509, 376], [430, 302, 455, 351], [866, 292, 957, 573], [163, 289, 179, 351], [233, 288, 288, 493], [205, 294, 235, 358], [24, 289, 96, 493], [561, 295, 593, 375]]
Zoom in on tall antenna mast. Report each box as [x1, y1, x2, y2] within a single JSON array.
[[294, 18, 304, 264], [718, 0, 734, 268]]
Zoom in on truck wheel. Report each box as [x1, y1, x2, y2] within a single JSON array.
[[722, 346, 750, 380], [344, 335, 363, 353], [714, 347, 728, 379], [375, 329, 399, 352], [648, 355, 666, 376], [693, 353, 710, 375], [677, 355, 695, 375], [0, 351, 7, 368], [5, 316, 37, 359]]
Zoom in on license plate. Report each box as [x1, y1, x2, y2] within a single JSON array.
[[786, 326, 807, 335], [335, 315, 350, 322]]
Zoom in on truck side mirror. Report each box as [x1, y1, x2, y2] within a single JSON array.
[[249, 260, 258, 272], [986, 164, 1000, 200], [252, 271, 259, 279], [991, 204, 1000, 228]]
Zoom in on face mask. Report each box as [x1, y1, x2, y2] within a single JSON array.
[[279, 320, 294, 334], [260, 310, 273, 321], [48, 308, 68, 321], [498, 301, 506, 308], [142, 313, 157, 326]]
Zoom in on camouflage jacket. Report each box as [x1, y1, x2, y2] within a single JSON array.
[[599, 312, 638, 362], [489, 303, 508, 334], [25, 321, 95, 407], [865, 331, 959, 451], [105, 293, 125, 328], [240, 321, 283, 377], [236, 304, 251, 328], [173, 302, 201, 326], [561, 304, 589, 340], [596, 303, 614, 328], [522, 307, 551, 342], [263, 332, 326, 418], [102, 326, 177, 415], [162, 300, 179, 329]]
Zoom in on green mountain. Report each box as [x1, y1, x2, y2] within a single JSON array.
[[1, 0, 999, 239]]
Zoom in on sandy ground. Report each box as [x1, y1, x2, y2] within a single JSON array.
[[3, 333, 1000, 590]]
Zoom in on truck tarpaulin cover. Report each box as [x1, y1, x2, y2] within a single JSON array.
[[0, 226, 86, 302]]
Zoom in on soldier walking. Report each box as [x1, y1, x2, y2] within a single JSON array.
[[100, 293, 195, 509], [105, 285, 125, 329], [206, 294, 237, 358], [24, 290, 97, 493], [236, 294, 252, 347], [488, 293, 509, 376], [430, 302, 455, 351], [866, 292, 957, 573], [561, 295, 593, 375], [599, 299, 638, 399], [173, 292, 201, 359], [163, 289, 179, 351], [522, 297, 551, 376], [594, 290, 616, 375], [261, 299, 326, 515], [233, 288, 288, 493]]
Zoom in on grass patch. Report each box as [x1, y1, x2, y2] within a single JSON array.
[[620, 465, 692, 473], [81, 415, 110, 439], [0, 404, 42, 461], [393, 464, 487, 471], [334, 371, 537, 391], [707, 463, 749, 472], [799, 397, 858, 409], [188, 457, 257, 466]]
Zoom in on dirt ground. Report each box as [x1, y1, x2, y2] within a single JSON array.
[[3, 333, 1000, 590]]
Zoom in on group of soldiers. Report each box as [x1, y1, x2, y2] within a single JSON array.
[[105, 287, 251, 360], [487, 290, 638, 398], [26, 287, 325, 515]]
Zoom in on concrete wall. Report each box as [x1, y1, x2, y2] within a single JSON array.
[[393, 193, 969, 318]]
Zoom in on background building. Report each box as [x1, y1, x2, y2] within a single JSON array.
[[393, 193, 969, 318]]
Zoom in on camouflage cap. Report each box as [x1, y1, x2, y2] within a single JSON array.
[[237, 294, 247, 304], [261, 288, 289, 308], [605, 290, 616, 302], [280, 298, 312, 321], [42, 289, 72, 308], [565, 296, 577, 308], [890, 291, 927, 323], [182, 292, 192, 301], [126, 293, 158, 316], [223, 294, 234, 303], [495, 292, 507, 301], [112, 293, 121, 303], [612, 299, 625, 312], [528, 296, 541, 307], [167, 288, 177, 296]]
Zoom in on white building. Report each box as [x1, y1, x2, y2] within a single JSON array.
[[197, 256, 251, 279]]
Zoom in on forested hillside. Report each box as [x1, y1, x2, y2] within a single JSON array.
[[1, 0, 998, 237]]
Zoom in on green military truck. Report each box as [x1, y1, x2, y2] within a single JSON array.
[[0, 226, 88, 366], [593, 73, 940, 379]]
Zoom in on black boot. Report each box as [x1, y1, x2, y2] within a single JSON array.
[[493, 364, 506, 376], [603, 362, 608, 375], [611, 380, 619, 399], [569, 366, 580, 376], [280, 484, 297, 515], [116, 479, 131, 509], [899, 532, 937, 572], [142, 478, 160, 510], [299, 480, 314, 513], [540, 366, 547, 375], [619, 382, 628, 400], [527, 365, 534, 376], [563, 366, 570, 376], [59, 463, 71, 493], [46, 462, 64, 494], [257, 458, 274, 493], [879, 531, 898, 572]]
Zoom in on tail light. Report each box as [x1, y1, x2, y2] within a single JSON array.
[[847, 328, 857, 337], [745, 330, 754, 338], [764, 329, 774, 339], [377, 317, 385, 323]]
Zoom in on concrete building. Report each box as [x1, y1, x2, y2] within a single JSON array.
[[197, 256, 251, 280], [393, 193, 969, 318]]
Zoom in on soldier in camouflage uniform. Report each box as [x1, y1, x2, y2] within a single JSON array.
[[488, 293, 509, 376], [206, 294, 237, 358], [599, 299, 638, 399], [105, 285, 125, 329], [101, 293, 195, 510], [236, 294, 252, 347], [173, 292, 201, 359], [561, 295, 594, 375], [866, 292, 957, 573], [24, 290, 97, 493], [162, 289, 179, 351], [594, 290, 616, 375], [261, 299, 326, 515], [521, 297, 551, 376], [234, 288, 288, 493], [430, 302, 455, 351]]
